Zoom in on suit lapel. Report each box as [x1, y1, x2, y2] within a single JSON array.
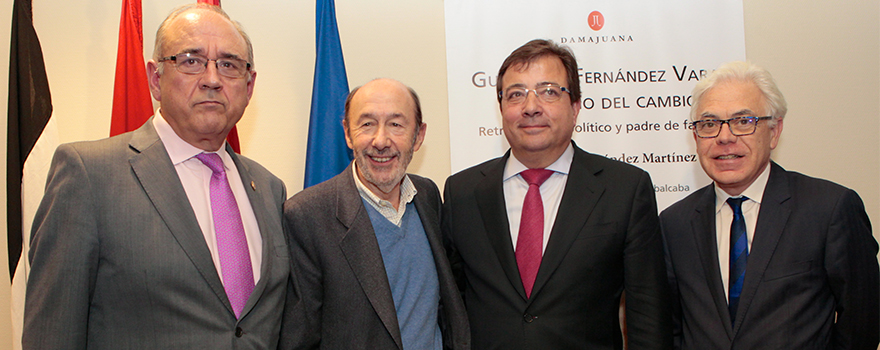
[[530, 146, 604, 301], [227, 146, 279, 320], [127, 120, 232, 315], [690, 185, 734, 338], [732, 162, 791, 334], [335, 165, 403, 349], [473, 154, 527, 300]]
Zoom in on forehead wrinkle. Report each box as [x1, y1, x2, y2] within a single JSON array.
[[178, 48, 204, 55], [731, 109, 756, 117], [698, 112, 718, 119]]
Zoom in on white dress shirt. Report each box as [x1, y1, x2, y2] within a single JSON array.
[[714, 163, 771, 301], [153, 110, 263, 284], [503, 144, 574, 254]]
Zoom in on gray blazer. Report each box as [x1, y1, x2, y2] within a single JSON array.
[[279, 164, 470, 350], [23, 119, 290, 349]]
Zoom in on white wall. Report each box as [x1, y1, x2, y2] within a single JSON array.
[[0, 1, 877, 348]]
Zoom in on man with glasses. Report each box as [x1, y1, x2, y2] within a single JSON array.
[[23, 4, 289, 349], [442, 39, 672, 349], [660, 61, 879, 349]]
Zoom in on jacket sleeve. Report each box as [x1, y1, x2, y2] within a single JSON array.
[[623, 171, 674, 350], [23, 144, 97, 350], [826, 189, 879, 350]]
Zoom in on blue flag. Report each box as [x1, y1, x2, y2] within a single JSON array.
[[304, 0, 352, 188]]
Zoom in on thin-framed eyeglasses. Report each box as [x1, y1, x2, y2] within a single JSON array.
[[499, 83, 571, 104], [692, 116, 773, 138], [158, 52, 252, 79]]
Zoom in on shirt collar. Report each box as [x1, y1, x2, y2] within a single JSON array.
[[352, 162, 418, 210], [714, 161, 771, 213], [153, 109, 232, 168], [503, 143, 574, 181]]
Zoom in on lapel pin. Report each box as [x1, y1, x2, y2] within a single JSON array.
[[251, 181, 256, 190]]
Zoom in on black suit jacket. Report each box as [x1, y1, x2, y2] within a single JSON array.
[[442, 142, 672, 349], [660, 162, 879, 349], [279, 164, 469, 350]]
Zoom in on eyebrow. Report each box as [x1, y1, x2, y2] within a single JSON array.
[[177, 48, 245, 61], [504, 81, 561, 89], [699, 109, 756, 119], [359, 112, 407, 119]]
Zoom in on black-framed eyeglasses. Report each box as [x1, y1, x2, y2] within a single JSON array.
[[499, 83, 571, 104], [692, 116, 773, 138], [158, 52, 251, 79]]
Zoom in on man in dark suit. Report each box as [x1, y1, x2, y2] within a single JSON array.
[[660, 61, 879, 349], [23, 4, 290, 349], [442, 39, 671, 349], [281, 78, 469, 350]]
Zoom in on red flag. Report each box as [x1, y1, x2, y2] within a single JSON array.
[[196, 0, 243, 153], [109, 0, 153, 137]]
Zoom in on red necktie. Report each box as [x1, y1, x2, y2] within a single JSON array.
[[516, 168, 554, 298]]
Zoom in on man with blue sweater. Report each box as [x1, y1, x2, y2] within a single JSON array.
[[280, 78, 469, 350]]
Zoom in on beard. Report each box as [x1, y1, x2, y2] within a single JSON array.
[[354, 140, 416, 194]]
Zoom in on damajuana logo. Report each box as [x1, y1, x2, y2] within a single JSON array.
[[560, 10, 633, 45], [588, 11, 604, 31]]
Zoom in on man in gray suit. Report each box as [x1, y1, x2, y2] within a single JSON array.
[[280, 78, 469, 349], [23, 4, 290, 349]]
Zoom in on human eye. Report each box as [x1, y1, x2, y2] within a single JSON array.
[[540, 87, 559, 97], [216, 60, 234, 69], [698, 120, 718, 129], [219, 59, 243, 70], [179, 55, 205, 67], [505, 88, 525, 100], [734, 117, 756, 126]]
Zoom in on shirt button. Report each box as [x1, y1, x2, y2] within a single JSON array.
[[235, 327, 244, 337]]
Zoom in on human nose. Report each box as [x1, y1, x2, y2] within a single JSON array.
[[200, 61, 222, 90], [522, 90, 542, 117], [372, 125, 391, 149], [715, 121, 737, 144]]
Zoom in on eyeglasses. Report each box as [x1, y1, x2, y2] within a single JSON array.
[[499, 83, 571, 104], [158, 52, 251, 79], [692, 116, 773, 138]]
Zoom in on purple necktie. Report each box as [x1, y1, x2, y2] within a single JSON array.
[[516, 168, 554, 298], [195, 153, 254, 318]]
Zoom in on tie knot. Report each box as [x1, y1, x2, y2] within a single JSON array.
[[726, 196, 749, 210], [520, 168, 554, 187], [195, 153, 225, 175]]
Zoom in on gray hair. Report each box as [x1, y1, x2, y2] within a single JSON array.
[[153, 4, 254, 73], [690, 61, 787, 127]]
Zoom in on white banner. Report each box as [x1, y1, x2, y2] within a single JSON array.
[[445, 0, 745, 209]]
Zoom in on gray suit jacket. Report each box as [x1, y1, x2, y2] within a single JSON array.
[[279, 164, 470, 350], [660, 162, 879, 349], [23, 119, 290, 349]]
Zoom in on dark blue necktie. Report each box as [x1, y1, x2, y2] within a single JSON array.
[[727, 196, 749, 323]]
